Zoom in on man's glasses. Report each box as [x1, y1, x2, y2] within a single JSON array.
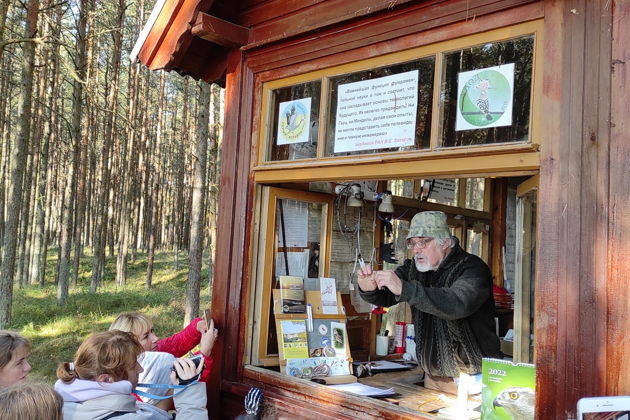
[[406, 238, 434, 250]]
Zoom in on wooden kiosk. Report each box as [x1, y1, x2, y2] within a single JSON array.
[[132, 1, 630, 419]]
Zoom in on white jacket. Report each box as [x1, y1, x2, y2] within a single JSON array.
[[55, 378, 208, 420]]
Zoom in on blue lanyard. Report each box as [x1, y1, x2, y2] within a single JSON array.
[[133, 380, 198, 400]]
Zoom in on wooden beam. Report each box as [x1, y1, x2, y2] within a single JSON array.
[[192, 12, 249, 48], [207, 48, 252, 418], [253, 151, 539, 183], [490, 179, 507, 287], [516, 174, 539, 197], [393, 196, 492, 222]]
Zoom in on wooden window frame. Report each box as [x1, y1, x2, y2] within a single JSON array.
[[246, 186, 334, 366], [255, 19, 544, 177]]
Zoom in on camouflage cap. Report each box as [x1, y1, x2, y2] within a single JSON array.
[[406, 211, 451, 239]]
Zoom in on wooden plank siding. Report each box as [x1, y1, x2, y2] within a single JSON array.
[[536, 1, 618, 419], [247, 0, 542, 76], [608, 0, 630, 396]]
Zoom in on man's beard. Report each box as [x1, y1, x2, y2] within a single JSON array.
[[414, 256, 438, 272]]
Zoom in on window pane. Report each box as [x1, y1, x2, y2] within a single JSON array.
[[423, 179, 459, 206], [465, 178, 485, 211], [388, 180, 415, 199], [325, 57, 435, 157], [268, 81, 321, 161], [267, 199, 326, 355], [466, 228, 485, 260], [440, 36, 534, 147]]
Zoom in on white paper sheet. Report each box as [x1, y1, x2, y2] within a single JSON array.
[[328, 382, 395, 397], [277, 200, 308, 248], [319, 277, 338, 314], [334, 70, 419, 153]]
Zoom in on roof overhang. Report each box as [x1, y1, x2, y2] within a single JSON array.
[[130, 0, 249, 85], [130, 0, 421, 84]]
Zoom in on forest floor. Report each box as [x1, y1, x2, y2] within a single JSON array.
[[9, 249, 212, 385]]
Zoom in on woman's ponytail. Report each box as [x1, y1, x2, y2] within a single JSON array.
[[56, 362, 77, 383]]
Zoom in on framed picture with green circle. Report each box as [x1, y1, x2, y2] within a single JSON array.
[[440, 35, 534, 147], [456, 63, 514, 131]]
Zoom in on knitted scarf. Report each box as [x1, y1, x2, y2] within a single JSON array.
[[409, 255, 484, 377]]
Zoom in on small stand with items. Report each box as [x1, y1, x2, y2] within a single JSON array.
[[273, 279, 355, 385]]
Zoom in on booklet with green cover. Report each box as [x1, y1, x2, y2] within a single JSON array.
[[481, 358, 536, 420]]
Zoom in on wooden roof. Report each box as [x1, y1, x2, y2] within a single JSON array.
[[132, 0, 420, 84]]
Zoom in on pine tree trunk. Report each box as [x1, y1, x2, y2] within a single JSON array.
[[207, 84, 222, 291], [71, 8, 97, 286], [146, 71, 166, 288], [16, 142, 35, 288], [58, 0, 90, 304], [185, 81, 210, 323], [90, 0, 124, 292], [0, 0, 39, 326]]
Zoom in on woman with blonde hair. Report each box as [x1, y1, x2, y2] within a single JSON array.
[[54, 330, 208, 419], [0, 330, 32, 388], [109, 312, 217, 389], [0, 382, 63, 420]]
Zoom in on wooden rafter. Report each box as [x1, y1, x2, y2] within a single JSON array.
[[192, 12, 249, 48]]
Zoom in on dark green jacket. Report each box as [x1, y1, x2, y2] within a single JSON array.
[[360, 242, 502, 377]]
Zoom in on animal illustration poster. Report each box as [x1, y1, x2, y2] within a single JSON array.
[[481, 358, 536, 420], [277, 97, 312, 145], [456, 63, 514, 131], [307, 319, 343, 357], [330, 321, 347, 356]]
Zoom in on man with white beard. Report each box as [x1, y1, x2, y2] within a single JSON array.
[[358, 211, 502, 394]]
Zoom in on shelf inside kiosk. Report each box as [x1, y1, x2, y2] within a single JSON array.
[[250, 177, 536, 418]]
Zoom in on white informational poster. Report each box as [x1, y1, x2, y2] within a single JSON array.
[[277, 200, 308, 248], [319, 277, 338, 315], [334, 70, 419, 153], [277, 98, 312, 145], [429, 179, 457, 204], [456, 63, 515, 131]]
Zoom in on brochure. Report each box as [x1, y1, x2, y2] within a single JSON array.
[[319, 277, 338, 314], [279, 275, 305, 313], [279, 320, 309, 359]]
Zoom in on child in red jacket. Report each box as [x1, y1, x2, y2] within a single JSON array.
[[109, 312, 218, 383]]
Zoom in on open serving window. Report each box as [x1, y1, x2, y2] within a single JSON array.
[[245, 20, 542, 416]]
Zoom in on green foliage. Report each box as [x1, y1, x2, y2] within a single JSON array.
[[9, 250, 211, 384]]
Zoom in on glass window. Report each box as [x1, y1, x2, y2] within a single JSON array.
[[388, 180, 415, 199], [440, 36, 534, 147], [325, 57, 435, 157], [423, 178, 459, 206], [466, 227, 485, 260], [465, 178, 486, 211], [263, 197, 329, 359], [268, 81, 321, 161]]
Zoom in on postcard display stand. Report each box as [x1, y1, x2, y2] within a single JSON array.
[[273, 289, 353, 381]]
